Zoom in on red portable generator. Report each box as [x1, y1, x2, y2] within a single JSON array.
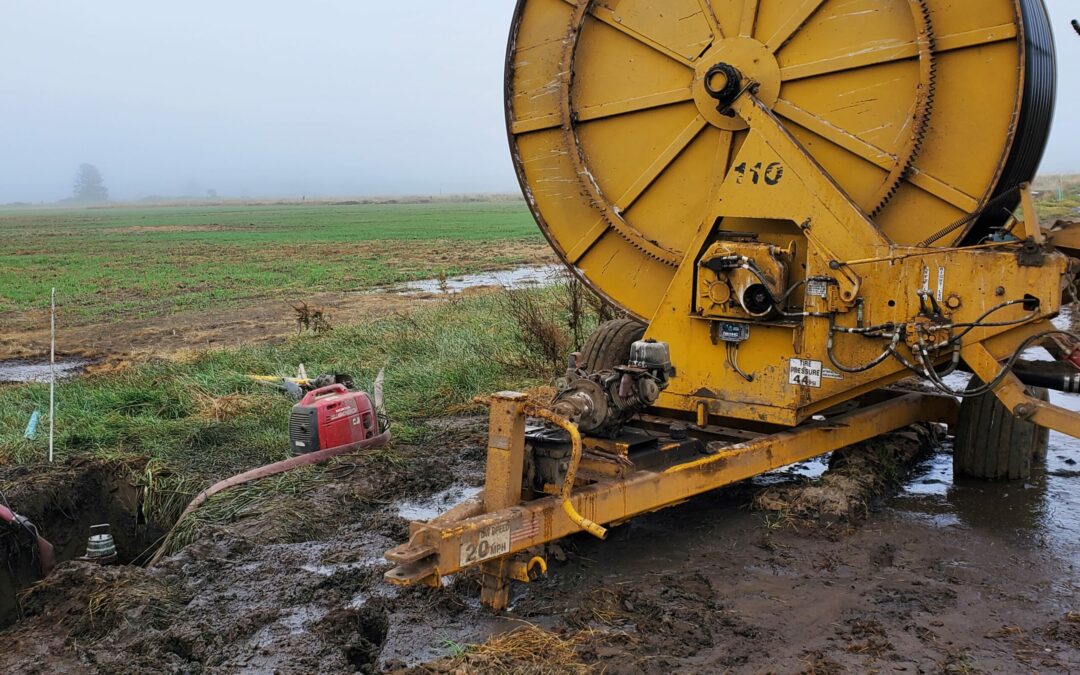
[[289, 384, 378, 454]]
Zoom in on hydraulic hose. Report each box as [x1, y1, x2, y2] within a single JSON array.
[[1013, 368, 1080, 394], [148, 430, 390, 566]]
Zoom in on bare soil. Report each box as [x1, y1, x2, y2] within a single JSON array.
[[0, 289, 420, 367], [0, 284, 523, 371], [1, 415, 1077, 674], [0, 242, 557, 367]]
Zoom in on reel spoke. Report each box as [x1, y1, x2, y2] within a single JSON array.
[[512, 89, 695, 136], [576, 89, 695, 126], [616, 115, 709, 213], [763, 0, 828, 53], [698, 0, 723, 39], [559, 0, 698, 69], [781, 23, 1018, 83], [739, 0, 760, 38], [773, 98, 896, 171]]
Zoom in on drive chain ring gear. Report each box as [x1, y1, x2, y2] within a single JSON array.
[[870, 0, 938, 218]]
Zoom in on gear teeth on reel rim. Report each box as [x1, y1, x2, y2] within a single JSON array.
[[871, 0, 937, 219]]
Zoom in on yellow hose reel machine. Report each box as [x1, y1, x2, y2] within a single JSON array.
[[385, 1, 1075, 609]]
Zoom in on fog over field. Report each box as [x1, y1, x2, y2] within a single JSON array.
[[0, 0, 1078, 203]]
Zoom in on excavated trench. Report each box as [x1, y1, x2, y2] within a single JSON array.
[[0, 462, 167, 628]]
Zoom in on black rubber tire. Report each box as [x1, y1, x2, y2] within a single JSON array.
[[580, 319, 646, 371], [954, 378, 1050, 481]]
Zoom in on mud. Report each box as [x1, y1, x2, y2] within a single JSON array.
[[0, 407, 1076, 673], [0, 460, 168, 627]]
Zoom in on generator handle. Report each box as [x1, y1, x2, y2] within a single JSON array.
[[299, 384, 348, 405]]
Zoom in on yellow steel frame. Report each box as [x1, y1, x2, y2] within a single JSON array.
[[647, 94, 1070, 428], [387, 391, 958, 609]]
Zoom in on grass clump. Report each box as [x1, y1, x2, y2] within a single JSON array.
[[18, 563, 183, 639], [165, 466, 333, 555]]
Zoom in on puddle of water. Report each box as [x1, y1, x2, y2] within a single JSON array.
[[0, 359, 90, 384], [300, 557, 382, 577], [753, 455, 831, 486], [891, 309, 1080, 565], [396, 485, 482, 522], [249, 604, 328, 649], [895, 440, 1079, 560], [399, 265, 563, 295], [347, 584, 399, 610]]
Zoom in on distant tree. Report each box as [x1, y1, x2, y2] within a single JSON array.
[[73, 163, 109, 203]]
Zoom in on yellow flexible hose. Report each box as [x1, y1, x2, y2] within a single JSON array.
[[524, 404, 607, 540]]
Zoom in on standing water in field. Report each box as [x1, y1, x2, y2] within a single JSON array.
[[894, 307, 1080, 571], [0, 359, 90, 384], [400, 265, 562, 294]]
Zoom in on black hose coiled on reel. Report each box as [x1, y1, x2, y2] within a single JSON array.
[[961, 0, 1057, 245]]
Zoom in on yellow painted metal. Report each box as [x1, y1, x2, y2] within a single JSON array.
[[386, 391, 959, 608], [964, 342, 1080, 438], [509, 0, 1028, 321], [641, 93, 1066, 426], [482, 393, 528, 512], [507, 0, 1047, 428]]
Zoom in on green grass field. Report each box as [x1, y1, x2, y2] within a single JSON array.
[[1034, 175, 1080, 221], [0, 201, 542, 322]]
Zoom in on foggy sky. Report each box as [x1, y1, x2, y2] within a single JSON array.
[[1, 1, 1078, 204]]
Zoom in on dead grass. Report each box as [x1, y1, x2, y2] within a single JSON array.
[[500, 288, 572, 376], [801, 651, 844, 675], [422, 624, 610, 675], [495, 268, 627, 379], [1044, 611, 1080, 649], [191, 389, 263, 422], [292, 301, 333, 335], [571, 587, 634, 627]]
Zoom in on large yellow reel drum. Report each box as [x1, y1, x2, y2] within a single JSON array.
[[507, 0, 1055, 321]]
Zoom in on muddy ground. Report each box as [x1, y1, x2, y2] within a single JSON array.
[[1, 411, 1078, 674]]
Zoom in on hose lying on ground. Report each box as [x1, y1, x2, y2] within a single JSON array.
[[147, 430, 391, 567]]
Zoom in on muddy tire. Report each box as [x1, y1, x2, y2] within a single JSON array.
[[954, 378, 1050, 481], [580, 319, 646, 371]]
